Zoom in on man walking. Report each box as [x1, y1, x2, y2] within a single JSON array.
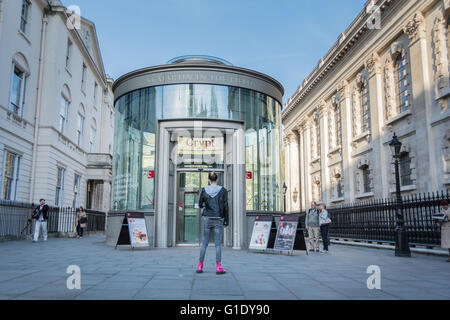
[[305, 201, 320, 252], [33, 199, 49, 242]]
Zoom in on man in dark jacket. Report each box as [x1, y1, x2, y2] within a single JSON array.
[[196, 172, 228, 275], [33, 199, 49, 242]]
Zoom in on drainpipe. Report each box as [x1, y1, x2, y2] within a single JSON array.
[[29, 12, 49, 203]]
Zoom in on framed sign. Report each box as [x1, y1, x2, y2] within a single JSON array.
[[274, 216, 299, 252], [115, 212, 150, 249], [249, 216, 273, 250]]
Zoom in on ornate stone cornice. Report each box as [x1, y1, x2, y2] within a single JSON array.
[[365, 52, 380, 76], [337, 80, 349, 100], [282, 0, 395, 121], [403, 12, 426, 43], [445, 0, 450, 17]]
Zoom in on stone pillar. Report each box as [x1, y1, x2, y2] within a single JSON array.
[[283, 136, 291, 212], [320, 103, 330, 204], [288, 131, 300, 211], [404, 12, 438, 191], [296, 124, 307, 211], [305, 122, 312, 207], [338, 81, 354, 202], [366, 53, 389, 198]]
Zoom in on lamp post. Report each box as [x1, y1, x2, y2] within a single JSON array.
[[283, 183, 288, 212], [389, 133, 411, 257]]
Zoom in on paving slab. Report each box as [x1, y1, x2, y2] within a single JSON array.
[[0, 235, 449, 300]]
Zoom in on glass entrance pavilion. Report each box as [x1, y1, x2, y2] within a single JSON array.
[[108, 56, 284, 248]]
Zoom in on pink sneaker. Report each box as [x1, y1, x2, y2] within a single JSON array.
[[216, 262, 226, 275], [196, 261, 204, 273]]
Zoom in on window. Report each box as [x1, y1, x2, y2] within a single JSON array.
[[93, 82, 98, 107], [361, 165, 371, 193], [89, 127, 96, 153], [328, 103, 341, 149], [55, 167, 65, 206], [73, 174, 81, 208], [2, 151, 20, 200], [337, 180, 343, 198], [399, 152, 412, 186], [65, 39, 72, 69], [20, 0, 30, 34], [10, 66, 26, 115], [394, 55, 409, 113], [76, 114, 84, 146], [59, 96, 69, 133], [81, 63, 87, 91], [360, 84, 370, 133]]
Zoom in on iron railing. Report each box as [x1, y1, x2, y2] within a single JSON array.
[[0, 200, 106, 240], [293, 190, 449, 248]]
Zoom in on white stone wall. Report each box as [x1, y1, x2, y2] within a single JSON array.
[[0, 1, 113, 210], [283, 0, 450, 211]]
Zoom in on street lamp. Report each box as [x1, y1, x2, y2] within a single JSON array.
[[282, 183, 288, 212], [389, 133, 411, 257]]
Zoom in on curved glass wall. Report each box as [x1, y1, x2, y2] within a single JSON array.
[[112, 84, 283, 212]]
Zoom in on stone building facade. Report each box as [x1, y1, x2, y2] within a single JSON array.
[[283, 0, 450, 212], [0, 0, 114, 211]]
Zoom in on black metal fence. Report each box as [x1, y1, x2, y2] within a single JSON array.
[[0, 200, 106, 240], [315, 190, 449, 248]]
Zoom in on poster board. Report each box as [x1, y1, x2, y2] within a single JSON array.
[[115, 213, 150, 249], [274, 216, 299, 252], [249, 216, 274, 250]]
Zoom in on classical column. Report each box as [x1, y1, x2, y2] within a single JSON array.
[[295, 124, 307, 211], [366, 52, 389, 198], [338, 81, 354, 202], [320, 102, 329, 204], [283, 135, 291, 212], [305, 122, 312, 207], [288, 131, 301, 211], [403, 12, 438, 191]]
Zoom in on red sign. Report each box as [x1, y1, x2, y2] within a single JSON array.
[[147, 170, 154, 179], [246, 171, 253, 180]]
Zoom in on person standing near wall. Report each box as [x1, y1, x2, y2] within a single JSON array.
[[319, 203, 331, 253], [439, 201, 450, 262], [305, 201, 320, 252], [32, 199, 49, 243], [75, 206, 88, 238]]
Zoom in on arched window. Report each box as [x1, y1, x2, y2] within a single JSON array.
[[89, 118, 97, 153], [329, 98, 341, 149], [59, 85, 71, 134], [10, 53, 30, 116], [359, 82, 370, 134], [76, 104, 85, 147], [394, 54, 409, 113]]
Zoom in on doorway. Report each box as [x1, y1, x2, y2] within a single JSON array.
[[155, 119, 246, 249], [175, 170, 224, 245]]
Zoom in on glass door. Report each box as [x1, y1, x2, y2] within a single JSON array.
[[176, 170, 224, 245], [176, 171, 201, 245]]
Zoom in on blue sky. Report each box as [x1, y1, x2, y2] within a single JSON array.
[[65, 0, 365, 103]]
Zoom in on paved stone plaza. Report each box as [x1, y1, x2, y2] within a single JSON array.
[[0, 235, 449, 300]]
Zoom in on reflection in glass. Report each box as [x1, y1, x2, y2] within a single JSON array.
[[113, 84, 283, 212]]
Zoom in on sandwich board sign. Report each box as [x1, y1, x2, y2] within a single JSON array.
[[273, 215, 307, 254], [115, 212, 150, 249], [248, 215, 275, 251]]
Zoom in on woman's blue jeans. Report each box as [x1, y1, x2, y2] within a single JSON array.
[[199, 217, 224, 263]]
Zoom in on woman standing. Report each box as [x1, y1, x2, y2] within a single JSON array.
[[440, 200, 450, 262], [196, 172, 229, 275], [75, 206, 88, 238], [319, 203, 331, 253]]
